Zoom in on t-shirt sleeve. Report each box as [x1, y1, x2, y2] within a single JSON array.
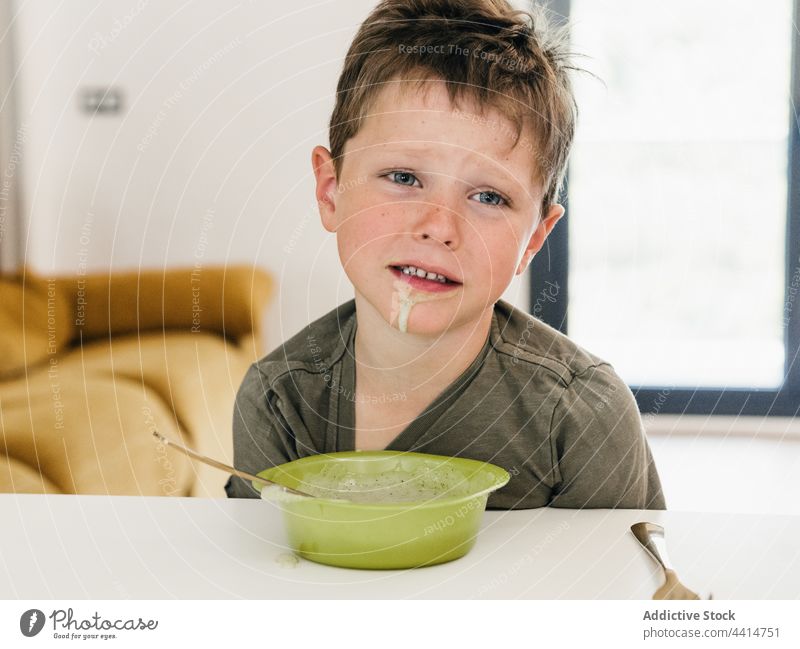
[[225, 363, 297, 499], [547, 363, 666, 510]]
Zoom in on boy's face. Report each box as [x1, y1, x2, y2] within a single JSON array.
[[312, 78, 563, 337]]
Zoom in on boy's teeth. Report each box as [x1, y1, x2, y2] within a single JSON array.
[[398, 265, 449, 283]]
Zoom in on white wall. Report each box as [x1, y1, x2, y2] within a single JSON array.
[[9, 0, 531, 350], [0, 0, 23, 271]]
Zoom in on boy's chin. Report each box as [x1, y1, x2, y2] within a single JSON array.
[[353, 289, 473, 336], [386, 307, 463, 337], [385, 302, 496, 338]]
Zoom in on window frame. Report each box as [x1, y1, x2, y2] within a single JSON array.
[[529, 0, 800, 416]]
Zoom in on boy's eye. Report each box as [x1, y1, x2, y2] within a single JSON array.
[[382, 171, 509, 207], [471, 190, 507, 207], [386, 171, 420, 187]]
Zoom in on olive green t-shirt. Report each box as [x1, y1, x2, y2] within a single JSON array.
[[225, 299, 665, 510]]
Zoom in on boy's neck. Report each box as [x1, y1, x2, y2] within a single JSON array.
[[352, 294, 494, 400]]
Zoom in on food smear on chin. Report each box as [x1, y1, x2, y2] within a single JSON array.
[[389, 279, 452, 333]]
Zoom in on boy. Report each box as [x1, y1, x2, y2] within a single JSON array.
[[226, 0, 665, 510]]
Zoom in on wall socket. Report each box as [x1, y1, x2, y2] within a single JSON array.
[[80, 87, 123, 114]]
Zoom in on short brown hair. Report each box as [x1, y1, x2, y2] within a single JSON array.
[[329, 0, 578, 215]]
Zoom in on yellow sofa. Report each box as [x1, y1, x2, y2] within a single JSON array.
[[0, 265, 272, 497]]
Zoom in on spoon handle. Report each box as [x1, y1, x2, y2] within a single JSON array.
[[631, 522, 674, 571], [152, 431, 309, 497], [631, 521, 706, 600]]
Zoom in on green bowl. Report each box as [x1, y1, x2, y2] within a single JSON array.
[[255, 451, 510, 570]]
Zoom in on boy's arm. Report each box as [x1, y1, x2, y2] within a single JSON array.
[[547, 363, 666, 510], [225, 363, 297, 498]]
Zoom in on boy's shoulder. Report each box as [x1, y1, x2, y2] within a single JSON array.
[[252, 300, 357, 382], [491, 298, 611, 385]]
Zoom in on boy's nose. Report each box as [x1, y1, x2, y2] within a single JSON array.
[[414, 200, 460, 249]]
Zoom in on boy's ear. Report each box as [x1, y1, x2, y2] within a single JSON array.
[[515, 204, 565, 275], [312, 145, 339, 232]]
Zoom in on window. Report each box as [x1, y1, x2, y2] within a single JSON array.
[[530, 0, 800, 415]]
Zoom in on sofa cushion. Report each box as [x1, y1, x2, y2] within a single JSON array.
[[0, 370, 193, 496], [0, 265, 272, 498], [60, 266, 272, 347], [58, 331, 251, 496], [0, 456, 61, 494], [0, 274, 72, 378]]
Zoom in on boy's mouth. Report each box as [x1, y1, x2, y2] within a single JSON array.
[[387, 264, 462, 292]]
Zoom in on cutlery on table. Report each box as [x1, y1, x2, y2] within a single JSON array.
[[152, 431, 313, 498], [631, 521, 710, 600]]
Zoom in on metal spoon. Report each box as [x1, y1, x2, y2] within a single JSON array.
[[631, 522, 710, 600], [152, 431, 313, 498]]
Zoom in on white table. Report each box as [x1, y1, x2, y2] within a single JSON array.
[[1, 494, 798, 599]]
